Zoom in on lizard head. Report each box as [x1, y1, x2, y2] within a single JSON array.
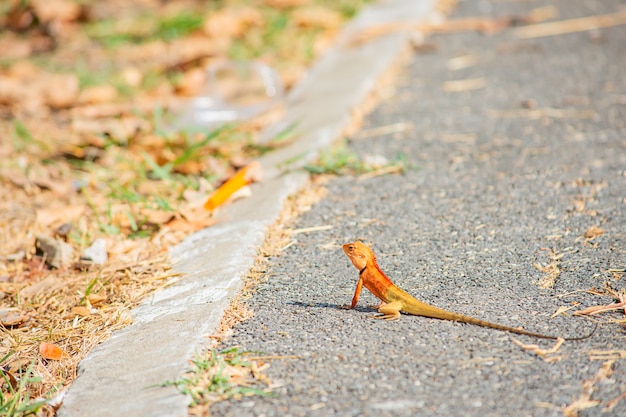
[[342, 241, 371, 271]]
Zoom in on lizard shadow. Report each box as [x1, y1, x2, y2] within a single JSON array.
[[289, 301, 375, 313]]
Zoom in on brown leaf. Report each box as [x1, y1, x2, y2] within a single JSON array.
[[31, 176, 74, 197], [20, 274, 64, 298], [176, 68, 206, 96], [0, 308, 28, 327], [142, 209, 176, 225], [42, 74, 80, 108], [2, 368, 18, 390], [37, 204, 85, 228], [78, 85, 118, 105], [71, 306, 91, 317], [583, 226, 605, 239], [262, 0, 308, 8], [0, 36, 32, 60], [39, 342, 68, 360], [0, 201, 37, 257], [166, 217, 217, 232], [32, 0, 82, 23], [203, 8, 264, 38], [0, 75, 24, 105], [291, 7, 342, 29], [107, 238, 141, 256], [86, 293, 107, 306], [71, 116, 151, 138], [6, 1, 35, 31]]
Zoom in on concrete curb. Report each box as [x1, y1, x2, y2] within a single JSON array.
[[58, 1, 438, 416]]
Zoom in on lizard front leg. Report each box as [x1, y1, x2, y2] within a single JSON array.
[[340, 276, 364, 309]]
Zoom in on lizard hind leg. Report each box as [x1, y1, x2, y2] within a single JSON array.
[[369, 301, 402, 320]]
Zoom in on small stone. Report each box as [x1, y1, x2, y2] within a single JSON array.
[[54, 223, 72, 237], [36, 234, 74, 268], [81, 238, 108, 265]]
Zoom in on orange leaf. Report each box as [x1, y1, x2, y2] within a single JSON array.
[[40, 342, 68, 360], [204, 161, 261, 211]]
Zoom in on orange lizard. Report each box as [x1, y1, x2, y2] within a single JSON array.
[[342, 241, 594, 340]]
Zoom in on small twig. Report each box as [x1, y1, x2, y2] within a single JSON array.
[[291, 225, 333, 234], [514, 9, 626, 39], [245, 355, 301, 361], [358, 164, 404, 181], [356, 122, 413, 139], [512, 337, 564, 363], [574, 301, 626, 316], [550, 304, 579, 318]]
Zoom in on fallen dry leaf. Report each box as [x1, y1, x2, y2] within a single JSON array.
[[37, 205, 85, 228], [20, 274, 64, 298], [32, 0, 82, 23], [71, 306, 91, 317], [583, 226, 605, 240], [165, 217, 217, 233], [86, 293, 107, 306], [292, 7, 342, 29], [0, 308, 29, 327], [40, 342, 68, 361], [262, 0, 308, 9], [203, 7, 264, 38], [176, 67, 207, 96], [204, 161, 262, 211], [78, 85, 119, 105], [0, 36, 32, 60], [142, 208, 176, 225], [43, 74, 80, 109]]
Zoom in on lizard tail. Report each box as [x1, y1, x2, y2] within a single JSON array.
[[402, 299, 558, 339], [391, 287, 596, 340]]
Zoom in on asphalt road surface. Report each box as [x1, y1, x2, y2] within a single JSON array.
[[212, 0, 626, 416]]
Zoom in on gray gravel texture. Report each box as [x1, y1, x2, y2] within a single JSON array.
[[212, 1, 626, 416]]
